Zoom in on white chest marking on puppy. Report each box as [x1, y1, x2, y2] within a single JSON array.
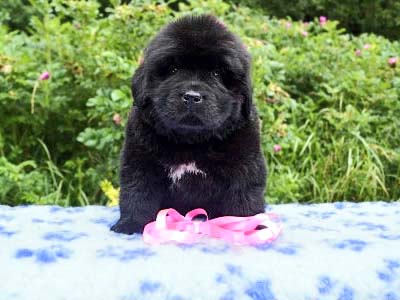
[[168, 162, 207, 184]]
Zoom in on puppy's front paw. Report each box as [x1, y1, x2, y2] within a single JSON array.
[[110, 219, 142, 235]]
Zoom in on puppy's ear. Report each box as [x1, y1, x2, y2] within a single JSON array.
[[131, 64, 147, 108]]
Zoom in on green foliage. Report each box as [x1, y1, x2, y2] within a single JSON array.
[[0, 0, 38, 32], [0, 0, 399, 206], [231, 0, 400, 40]]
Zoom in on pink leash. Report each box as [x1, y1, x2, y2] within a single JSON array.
[[143, 208, 282, 245]]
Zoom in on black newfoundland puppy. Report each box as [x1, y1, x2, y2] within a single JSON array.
[[111, 15, 267, 234]]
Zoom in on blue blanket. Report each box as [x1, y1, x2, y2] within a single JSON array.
[[0, 202, 399, 300]]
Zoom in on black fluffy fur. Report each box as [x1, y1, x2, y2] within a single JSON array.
[[111, 15, 267, 234]]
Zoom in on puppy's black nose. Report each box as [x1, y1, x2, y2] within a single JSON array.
[[182, 91, 202, 104]]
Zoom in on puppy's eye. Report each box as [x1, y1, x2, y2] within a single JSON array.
[[170, 67, 178, 74], [212, 70, 220, 77]]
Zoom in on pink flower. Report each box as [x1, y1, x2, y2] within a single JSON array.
[[388, 57, 397, 66], [355, 49, 362, 56], [39, 71, 50, 80], [273, 144, 282, 153], [319, 16, 327, 26], [113, 113, 122, 125], [363, 44, 371, 50], [285, 21, 292, 29], [301, 31, 309, 37], [303, 22, 309, 27]]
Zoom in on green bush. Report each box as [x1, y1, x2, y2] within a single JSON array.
[[232, 0, 400, 40], [0, 0, 38, 32], [0, 0, 399, 206]]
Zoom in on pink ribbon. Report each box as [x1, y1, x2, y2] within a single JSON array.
[[143, 208, 282, 245]]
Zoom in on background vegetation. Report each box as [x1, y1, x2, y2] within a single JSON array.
[[0, 0, 399, 206], [232, 0, 400, 40]]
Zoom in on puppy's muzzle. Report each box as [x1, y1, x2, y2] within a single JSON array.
[[179, 114, 204, 127]]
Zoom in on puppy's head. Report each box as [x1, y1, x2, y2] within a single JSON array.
[[132, 15, 252, 142]]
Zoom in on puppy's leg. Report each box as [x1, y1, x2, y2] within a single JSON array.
[[218, 153, 267, 217], [220, 184, 265, 217], [111, 161, 166, 235]]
